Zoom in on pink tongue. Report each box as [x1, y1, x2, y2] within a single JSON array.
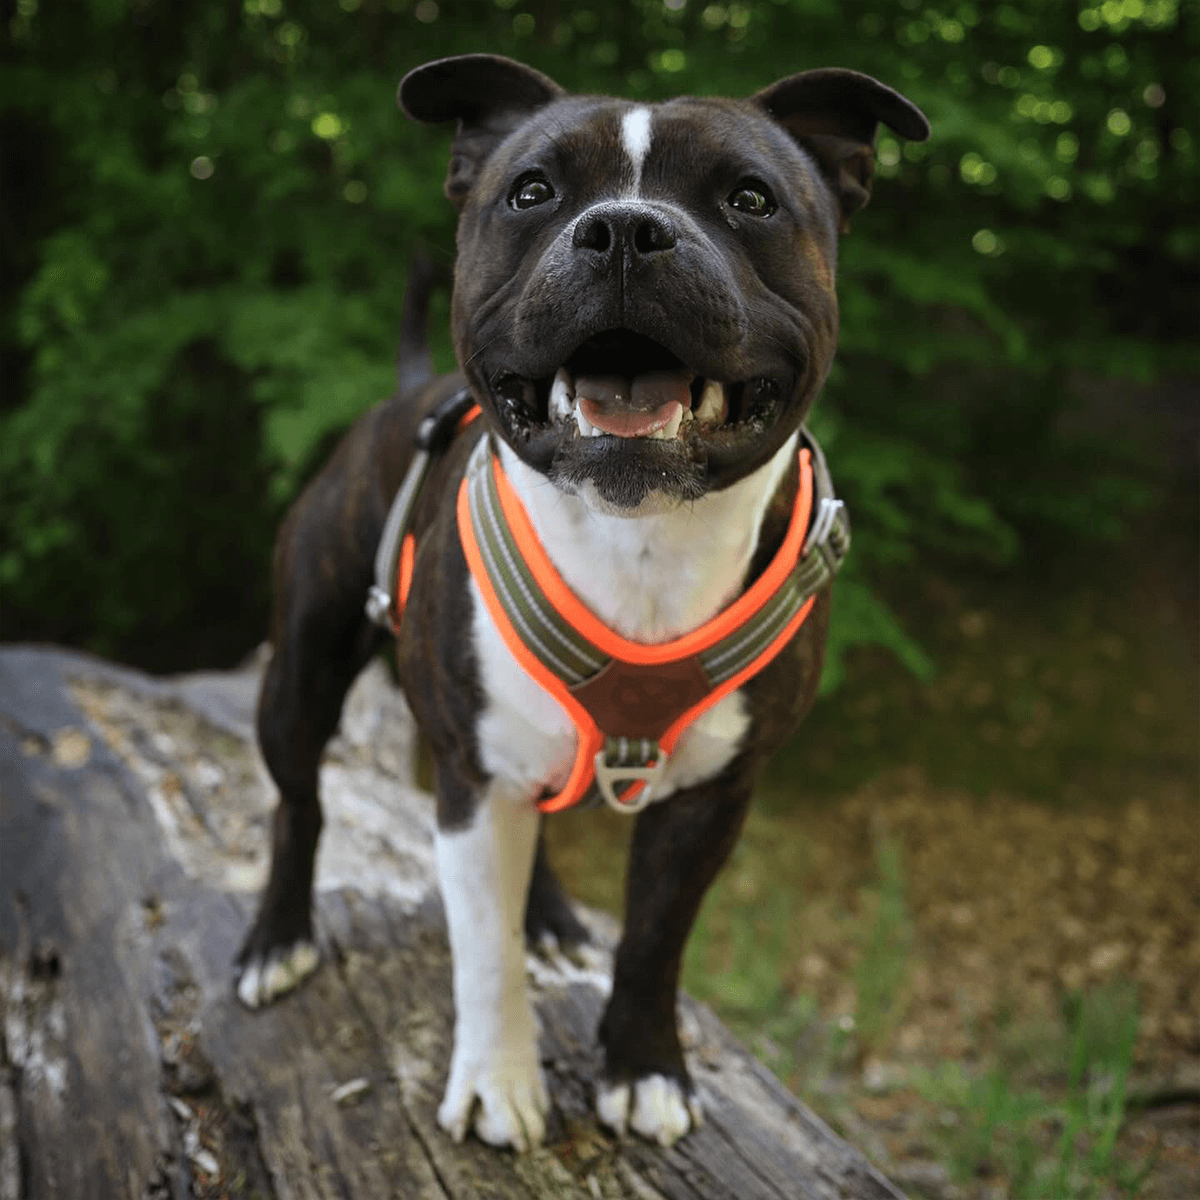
[[576, 371, 691, 438], [579, 396, 681, 437]]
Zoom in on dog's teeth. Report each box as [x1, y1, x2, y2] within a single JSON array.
[[694, 380, 726, 424], [650, 404, 685, 441], [549, 368, 573, 421], [575, 405, 596, 437]]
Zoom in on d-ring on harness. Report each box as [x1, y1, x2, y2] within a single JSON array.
[[369, 388, 850, 815]]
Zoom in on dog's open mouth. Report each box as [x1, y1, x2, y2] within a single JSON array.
[[491, 330, 783, 446]]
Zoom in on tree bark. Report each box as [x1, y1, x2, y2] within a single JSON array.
[[0, 645, 903, 1200]]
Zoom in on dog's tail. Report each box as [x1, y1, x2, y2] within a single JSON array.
[[396, 244, 438, 395]]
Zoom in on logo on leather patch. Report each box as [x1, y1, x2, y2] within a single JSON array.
[[569, 655, 711, 740]]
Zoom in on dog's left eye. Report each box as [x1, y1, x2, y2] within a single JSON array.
[[510, 175, 555, 210], [728, 182, 776, 217]]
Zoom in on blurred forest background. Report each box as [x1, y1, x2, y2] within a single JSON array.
[[1, 0, 1194, 672], [3, 0, 1197, 1196]]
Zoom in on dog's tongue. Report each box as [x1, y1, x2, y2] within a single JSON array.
[[576, 370, 690, 438]]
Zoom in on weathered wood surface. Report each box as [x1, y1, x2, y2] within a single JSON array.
[[0, 645, 903, 1200]]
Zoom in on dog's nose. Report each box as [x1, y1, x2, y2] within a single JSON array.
[[572, 202, 678, 262]]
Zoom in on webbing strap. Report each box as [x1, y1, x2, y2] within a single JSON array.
[[467, 459, 606, 683], [366, 388, 479, 631]]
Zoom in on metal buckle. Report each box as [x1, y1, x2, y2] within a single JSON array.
[[415, 386, 477, 452], [803, 496, 846, 577], [803, 496, 843, 556], [593, 744, 666, 814], [365, 584, 392, 627]]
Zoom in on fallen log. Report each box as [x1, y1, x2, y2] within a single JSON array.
[[0, 645, 902, 1200]]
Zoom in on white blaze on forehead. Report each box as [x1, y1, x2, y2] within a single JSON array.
[[620, 106, 653, 191]]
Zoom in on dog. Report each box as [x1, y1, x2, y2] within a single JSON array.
[[234, 53, 928, 1152]]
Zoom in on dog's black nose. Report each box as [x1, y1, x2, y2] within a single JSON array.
[[573, 202, 678, 262]]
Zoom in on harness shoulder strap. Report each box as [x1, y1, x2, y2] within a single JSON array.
[[366, 387, 479, 631]]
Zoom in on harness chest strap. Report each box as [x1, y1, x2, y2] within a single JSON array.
[[455, 433, 849, 814]]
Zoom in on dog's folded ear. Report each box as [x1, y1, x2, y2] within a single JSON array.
[[400, 54, 565, 211], [753, 70, 929, 232]]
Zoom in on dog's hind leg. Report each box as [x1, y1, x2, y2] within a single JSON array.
[[234, 478, 386, 1008], [524, 830, 590, 958]]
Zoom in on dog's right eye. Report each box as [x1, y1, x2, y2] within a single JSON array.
[[510, 175, 555, 210]]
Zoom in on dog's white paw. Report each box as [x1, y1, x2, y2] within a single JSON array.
[[234, 941, 319, 1009], [438, 1038, 549, 1152], [532, 929, 607, 974], [596, 1074, 703, 1146]]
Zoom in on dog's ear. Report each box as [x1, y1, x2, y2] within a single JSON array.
[[400, 55, 565, 211], [753, 69, 929, 232]]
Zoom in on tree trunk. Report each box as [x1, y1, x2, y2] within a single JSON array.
[[0, 646, 903, 1200]]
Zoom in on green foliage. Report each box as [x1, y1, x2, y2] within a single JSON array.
[[918, 983, 1149, 1198], [852, 835, 913, 1051], [685, 830, 915, 1069], [2, 0, 1195, 667]]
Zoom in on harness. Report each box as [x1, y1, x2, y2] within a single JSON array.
[[367, 387, 850, 815]]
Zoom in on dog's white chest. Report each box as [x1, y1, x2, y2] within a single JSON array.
[[469, 438, 797, 802]]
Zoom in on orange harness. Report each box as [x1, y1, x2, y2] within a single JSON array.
[[367, 390, 849, 814]]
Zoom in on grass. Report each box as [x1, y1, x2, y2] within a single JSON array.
[[914, 984, 1152, 1198], [683, 829, 912, 1061], [852, 833, 912, 1054], [676, 825, 1158, 1199]]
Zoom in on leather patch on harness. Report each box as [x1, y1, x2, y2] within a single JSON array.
[[569, 655, 711, 741]]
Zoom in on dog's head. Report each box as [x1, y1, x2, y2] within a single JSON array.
[[400, 55, 928, 514]]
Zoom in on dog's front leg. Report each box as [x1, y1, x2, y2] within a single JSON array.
[[435, 769, 548, 1151], [597, 767, 754, 1145]]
